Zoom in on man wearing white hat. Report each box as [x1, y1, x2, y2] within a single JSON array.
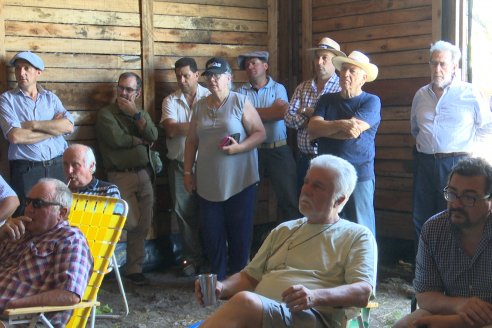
[[284, 37, 346, 195], [308, 50, 381, 236], [0, 51, 74, 216], [236, 51, 299, 221]]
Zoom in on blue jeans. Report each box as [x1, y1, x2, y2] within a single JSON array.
[[258, 145, 300, 221], [198, 184, 257, 280], [296, 151, 316, 198], [412, 151, 468, 239], [340, 178, 376, 236]]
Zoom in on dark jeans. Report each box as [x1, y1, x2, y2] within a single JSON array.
[[10, 156, 65, 215], [296, 151, 316, 198], [412, 151, 469, 239], [198, 184, 257, 280]]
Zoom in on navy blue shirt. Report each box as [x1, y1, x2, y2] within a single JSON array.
[[314, 92, 381, 181]]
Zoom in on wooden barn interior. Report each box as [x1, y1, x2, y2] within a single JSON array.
[[0, 0, 472, 261]]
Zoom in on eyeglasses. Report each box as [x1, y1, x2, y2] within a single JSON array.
[[117, 85, 138, 93], [443, 188, 490, 207], [429, 60, 451, 69], [25, 197, 63, 209], [204, 74, 223, 82]]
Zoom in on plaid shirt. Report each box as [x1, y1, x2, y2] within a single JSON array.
[[0, 221, 93, 327], [284, 75, 341, 155], [414, 210, 492, 302]]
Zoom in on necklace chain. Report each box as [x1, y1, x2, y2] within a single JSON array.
[[287, 219, 340, 251]]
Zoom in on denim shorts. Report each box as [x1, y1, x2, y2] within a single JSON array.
[[259, 295, 332, 328]]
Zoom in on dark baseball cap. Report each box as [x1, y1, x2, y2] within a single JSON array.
[[202, 57, 230, 76]]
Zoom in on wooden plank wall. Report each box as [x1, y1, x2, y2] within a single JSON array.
[[0, 0, 275, 228], [309, 0, 435, 240]]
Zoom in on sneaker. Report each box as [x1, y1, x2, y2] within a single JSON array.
[[125, 273, 149, 286]]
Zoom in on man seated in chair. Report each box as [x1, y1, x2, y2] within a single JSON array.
[[394, 157, 492, 328], [63, 143, 120, 198], [0, 178, 93, 327], [195, 154, 377, 327]]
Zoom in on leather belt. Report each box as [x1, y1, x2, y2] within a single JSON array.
[[10, 155, 62, 168], [418, 152, 470, 159], [259, 139, 287, 149], [110, 164, 149, 173]]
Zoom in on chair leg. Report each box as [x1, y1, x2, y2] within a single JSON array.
[[357, 315, 365, 328], [97, 254, 129, 318]]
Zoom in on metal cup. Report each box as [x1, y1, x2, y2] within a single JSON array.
[[198, 273, 217, 306]]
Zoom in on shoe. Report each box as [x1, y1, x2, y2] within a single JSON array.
[[125, 273, 149, 285], [181, 259, 197, 277]]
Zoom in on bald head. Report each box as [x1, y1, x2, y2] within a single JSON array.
[[63, 144, 96, 190]]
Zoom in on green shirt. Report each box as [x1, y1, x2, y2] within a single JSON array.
[[96, 103, 158, 171]]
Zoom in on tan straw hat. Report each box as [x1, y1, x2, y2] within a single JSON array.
[[332, 50, 378, 82], [307, 37, 346, 57]]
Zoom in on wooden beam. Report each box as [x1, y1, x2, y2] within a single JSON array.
[[432, 0, 442, 41], [267, 0, 278, 79], [0, 0, 6, 93], [140, 0, 154, 118], [301, 0, 312, 81]]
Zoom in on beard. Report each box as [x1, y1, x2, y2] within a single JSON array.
[[449, 208, 472, 229]]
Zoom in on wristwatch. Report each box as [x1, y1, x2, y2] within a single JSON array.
[[300, 107, 308, 117], [133, 112, 142, 121]]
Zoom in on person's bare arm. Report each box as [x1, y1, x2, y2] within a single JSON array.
[[5, 289, 80, 309], [9, 113, 73, 144], [417, 292, 492, 327], [194, 271, 259, 306], [281, 281, 372, 313], [0, 196, 20, 222], [256, 99, 288, 122], [183, 116, 199, 193], [161, 118, 190, 138], [308, 116, 370, 140], [0, 216, 32, 241], [221, 100, 266, 155]]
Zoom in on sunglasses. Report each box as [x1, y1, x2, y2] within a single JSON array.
[[25, 197, 63, 209]]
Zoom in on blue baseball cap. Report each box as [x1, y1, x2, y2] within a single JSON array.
[[202, 57, 230, 76], [9, 51, 45, 71]]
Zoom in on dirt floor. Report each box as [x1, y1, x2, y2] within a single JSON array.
[[95, 260, 415, 328]]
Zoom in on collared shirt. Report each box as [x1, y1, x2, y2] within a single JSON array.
[[411, 79, 492, 154], [284, 75, 341, 155], [96, 103, 158, 171], [0, 85, 74, 161], [236, 76, 289, 144], [0, 175, 16, 199], [414, 210, 492, 303], [76, 177, 120, 198], [0, 220, 93, 327], [160, 84, 210, 162]]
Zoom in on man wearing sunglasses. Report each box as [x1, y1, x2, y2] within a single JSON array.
[[394, 157, 492, 328], [96, 72, 158, 286], [0, 178, 92, 327]]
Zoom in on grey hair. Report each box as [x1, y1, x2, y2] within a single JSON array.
[[308, 155, 358, 211], [430, 40, 461, 64], [38, 178, 73, 211], [66, 144, 96, 174]]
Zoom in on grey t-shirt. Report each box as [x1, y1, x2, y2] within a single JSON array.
[[193, 91, 259, 201]]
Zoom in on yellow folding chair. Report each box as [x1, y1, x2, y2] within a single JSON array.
[[2, 194, 128, 328], [344, 301, 379, 328]]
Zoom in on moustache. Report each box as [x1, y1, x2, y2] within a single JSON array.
[[449, 208, 467, 216]]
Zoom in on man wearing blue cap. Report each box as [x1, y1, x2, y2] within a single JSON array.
[[0, 51, 74, 215], [236, 51, 300, 222]]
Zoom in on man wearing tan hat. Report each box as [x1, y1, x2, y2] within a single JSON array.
[[284, 37, 346, 195], [236, 51, 299, 222], [308, 50, 381, 236]]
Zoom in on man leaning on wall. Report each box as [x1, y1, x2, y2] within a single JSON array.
[[0, 51, 74, 216], [96, 72, 158, 286]]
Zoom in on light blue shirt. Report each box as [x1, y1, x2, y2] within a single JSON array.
[[411, 79, 492, 154], [236, 76, 288, 143], [0, 175, 16, 199], [0, 86, 74, 161]]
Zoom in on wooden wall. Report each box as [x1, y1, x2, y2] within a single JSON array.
[[304, 0, 436, 240], [0, 0, 440, 240]]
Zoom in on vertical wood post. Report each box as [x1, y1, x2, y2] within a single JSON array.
[[432, 0, 442, 42], [267, 0, 279, 80], [140, 0, 155, 118], [0, 0, 7, 93], [301, 0, 312, 82]]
